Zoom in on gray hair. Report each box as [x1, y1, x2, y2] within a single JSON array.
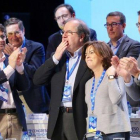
[[4, 17, 24, 31], [65, 18, 90, 43]]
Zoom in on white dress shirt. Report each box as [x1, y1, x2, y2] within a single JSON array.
[[0, 53, 24, 109], [53, 47, 82, 107]]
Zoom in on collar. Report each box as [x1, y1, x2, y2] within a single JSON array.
[[108, 34, 126, 47], [66, 46, 83, 58]]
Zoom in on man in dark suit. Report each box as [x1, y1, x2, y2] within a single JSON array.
[[4, 18, 50, 114], [46, 4, 97, 59], [33, 19, 92, 140], [0, 23, 30, 139], [105, 11, 140, 59], [104, 11, 140, 140], [111, 10, 140, 103]]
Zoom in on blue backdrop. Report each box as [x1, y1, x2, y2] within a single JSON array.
[[65, 0, 140, 42]]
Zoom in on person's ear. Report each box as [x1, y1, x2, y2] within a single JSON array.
[[122, 23, 126, 29], [79, 33, 85, 42], [72, 13, 75, 18], [23, 28, 25, 35]]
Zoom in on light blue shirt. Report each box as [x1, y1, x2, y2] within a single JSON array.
[[109, 34, 126, 55], [53, 47, 82, 107]]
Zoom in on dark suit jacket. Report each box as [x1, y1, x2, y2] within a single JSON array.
[[109, 35, 140, 59], [33, 55, 92, 140], [46, 28, 97, 59], [0, 57, 30, 131], [20, 39, 50, 113]]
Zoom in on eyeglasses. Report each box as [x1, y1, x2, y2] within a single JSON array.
[[0, 34, 6, 40], [7, 31, 22, 38], [55, 14, 69, 21], [104, 22, 122, 28], [136, 23, 140, 28], [62, 30, 78, 36]]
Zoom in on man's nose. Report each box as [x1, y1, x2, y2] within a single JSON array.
[[62, 32, 67, 38], [11, 33, 17, 38], [107, 26, 113, 32]]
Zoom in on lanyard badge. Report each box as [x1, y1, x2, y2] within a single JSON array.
[[88, 70, 106, 134], [88, 115, 97, 133], [62, 82, 72, 102], [62, 55, 81, 102]]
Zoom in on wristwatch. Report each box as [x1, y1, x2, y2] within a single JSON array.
[[108, 75, 115, 80]]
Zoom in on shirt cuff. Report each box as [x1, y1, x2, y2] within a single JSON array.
[[3, 65, 15, 79], [16, 63, 24, 74], [52, 55, 59, 65], [138, 74, 140, 81], [125, 76, 133, 87]]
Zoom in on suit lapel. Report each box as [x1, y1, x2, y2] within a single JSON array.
[[59, 56, 66, 86], [54, 55, 67, 98], [24, 39, 30, 62], [116, 36, 129, 57], [73, 59, 87, 92]]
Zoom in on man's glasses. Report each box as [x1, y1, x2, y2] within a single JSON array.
[[62, 30, 78, 36], [7, 31, 22, 38], [104, 22, 122, 28], [55, 14, 69, 21], [136, 23, 140, 28], [0, 35, 6, 40]]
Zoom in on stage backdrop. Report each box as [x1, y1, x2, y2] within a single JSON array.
[[65, 0, 140, 42]]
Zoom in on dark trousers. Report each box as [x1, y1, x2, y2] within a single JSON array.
[[51, 110, 78, 140]]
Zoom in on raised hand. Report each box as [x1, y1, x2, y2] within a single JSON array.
[[111, 56, 119, 70], [120, 57, 140, 78], [111, 56, 131, 83], [54, 41, 68, 61], [111, 56, 121, 77], [16, 47, 27, 66], [8, 48, 20, 69], [4, 43, 14, 55]]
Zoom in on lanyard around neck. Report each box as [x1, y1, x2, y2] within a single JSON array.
[[66, 55, 81, 81], [90, 70, 106, 111]]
